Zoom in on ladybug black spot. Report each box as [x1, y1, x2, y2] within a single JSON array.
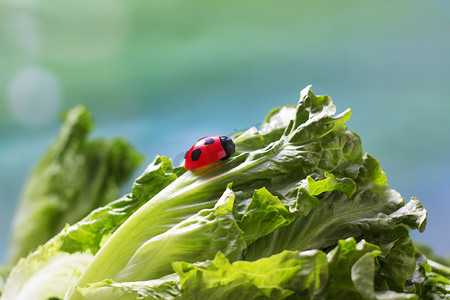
[[184, 151, 188, 159], [220, 136, 235, 160], [204, 137, 215, 145], [190, 148, 202, 161]]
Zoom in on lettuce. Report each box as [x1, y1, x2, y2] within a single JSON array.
[[67, 239, 426, 300], [7, 106, 143, 265], [2, 86, 447, 300], [77, 275, 181, 300], [406, 249, 450, 299], [113, 185, 246, 282], [2, 155, 177, 300]]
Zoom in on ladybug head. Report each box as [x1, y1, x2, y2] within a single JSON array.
[[220, 136, 235, 160]]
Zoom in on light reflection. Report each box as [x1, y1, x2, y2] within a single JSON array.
[[7, 66, 62, 127]]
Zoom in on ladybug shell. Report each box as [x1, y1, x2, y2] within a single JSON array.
[[184, 136, 230, 170]]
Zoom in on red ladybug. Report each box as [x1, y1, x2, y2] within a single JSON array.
[[184, 136, 235, 170]]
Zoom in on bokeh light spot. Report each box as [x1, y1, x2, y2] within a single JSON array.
[[7, 67, 62, 127]]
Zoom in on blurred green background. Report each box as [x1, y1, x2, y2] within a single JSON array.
[[0, 0, 449, 263]]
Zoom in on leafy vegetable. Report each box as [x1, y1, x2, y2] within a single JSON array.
[[406, 248, 450, 299], [2, 155, 177, 300], [7, 106, 143, 265], [236, 187, 295, 245], [113, 184, 246, 282], [174, 249, 329, 300], [75, 239, 424, 300], [77, 275, 181, 300], [65, 86, 368, 299], [2, 86, 447, 300], [414, 242, 450, 267]]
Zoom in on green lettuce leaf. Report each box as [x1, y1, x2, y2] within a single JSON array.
[[65, 86, 370, 298], [2, 155, 178, 300], [243, 154, 427, 261], [323, 238, 381, 299], [112, 185, 246, 282], [172, 238, 416, 300], [406, 249, 450, 299], [173, 250, 329, 300], [413, 242, 450, 267], [2, 86, 433, 300], [376, 236, 416, 292], [64, 86, 427, 300], [234, 187, 295, 245], [77, 275, 181, 300], [71, 239, 430, 300], [7, 106, 143, 265]]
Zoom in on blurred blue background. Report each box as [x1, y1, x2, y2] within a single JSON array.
[[0, 0, 449, 263]]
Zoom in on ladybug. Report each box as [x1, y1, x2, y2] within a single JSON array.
[[184, 136, 235, 170]]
